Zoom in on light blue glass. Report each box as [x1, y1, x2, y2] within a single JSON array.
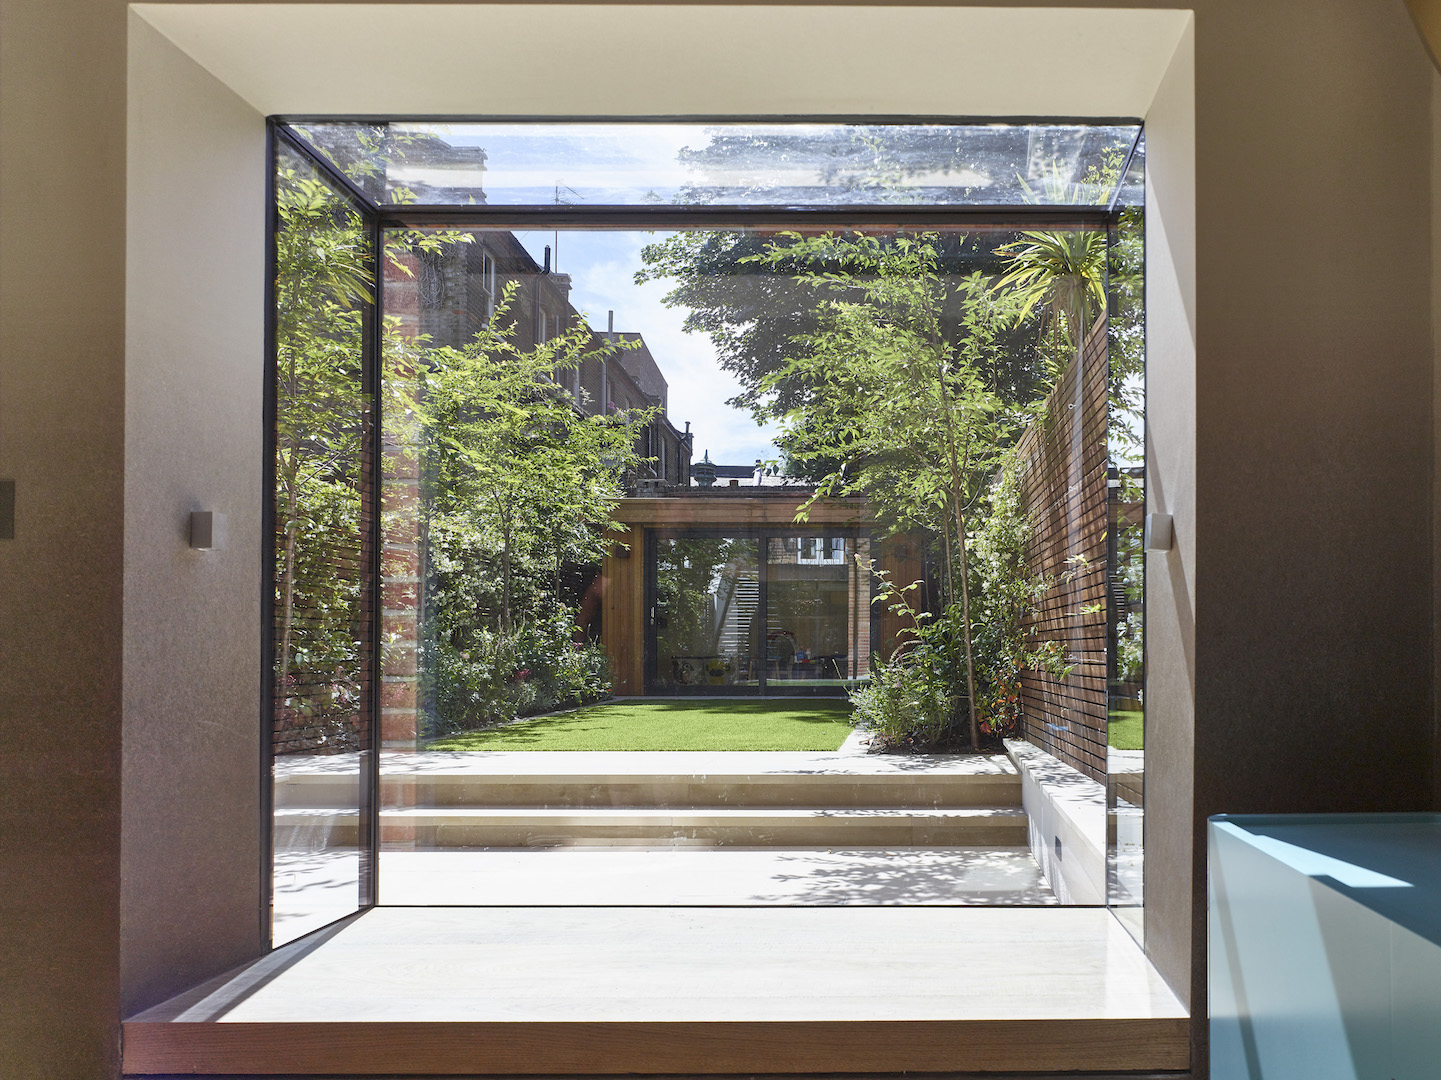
[[1209, 813, 1441, 1080]]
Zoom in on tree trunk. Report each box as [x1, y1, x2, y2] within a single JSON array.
[[277, 468, 299, 702], [951, 505, 981, 750], [936, 362, 981, 751], [499, 504, 513, 635], [940, 516, 956, 606]]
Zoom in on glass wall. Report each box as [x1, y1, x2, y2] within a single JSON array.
[[269, 138, 376, 945], [269, 119, 1143, 914], [292, 120, 1140, 208], [765, 535, 869, 691], [1106, 136, 1147, 938], [648, 533, 871, 694]]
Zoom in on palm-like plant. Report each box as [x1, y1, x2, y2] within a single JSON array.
[[994, 229, 1106, 362], [994, 162, 1110, 372]]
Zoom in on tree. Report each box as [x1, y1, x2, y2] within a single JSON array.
[[748, 231, 1024, 749], [272, 130, 478, 744], [273, 155, 373, 737], [636, 231, 1049, 478], [409, 286, 653, 633], [994, 228, 1107, 373], [390, 285, 655, 730]]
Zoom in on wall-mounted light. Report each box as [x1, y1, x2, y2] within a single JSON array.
[[1144, 512, 1173, 552], [189, 510, 227, 550]]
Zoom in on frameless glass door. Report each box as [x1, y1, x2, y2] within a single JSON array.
[[646, 532, 870, 696]]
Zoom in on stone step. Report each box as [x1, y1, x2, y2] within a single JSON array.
[[274, 805, 1030, 849], [275, 756, 1022, 811]]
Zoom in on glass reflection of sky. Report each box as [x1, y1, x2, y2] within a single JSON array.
[[298, 121, 1140, 208], [299, 119, 1139, 467]]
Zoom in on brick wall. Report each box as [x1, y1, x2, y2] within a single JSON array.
[[381, 245, 423, 750]]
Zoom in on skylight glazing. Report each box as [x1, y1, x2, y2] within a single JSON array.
[[288, 121, 1141, 208]]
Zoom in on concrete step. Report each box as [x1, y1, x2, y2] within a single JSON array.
[[275, 755, 1022, 811], [275, 805, 1030, 849]]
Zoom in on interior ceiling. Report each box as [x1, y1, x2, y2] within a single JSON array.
[[132, 4, 1192, 119]]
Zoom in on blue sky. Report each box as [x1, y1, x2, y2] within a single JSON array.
[[512, 228, 783, 467]]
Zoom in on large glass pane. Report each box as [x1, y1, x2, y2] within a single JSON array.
[[653, 536, 760, 690], [292, 121, 1140, 207], [270, 141, 374, 945], [766, 535, 870, 692], [370, 209, 1114, 908], [1107, 134, 1146, 939]]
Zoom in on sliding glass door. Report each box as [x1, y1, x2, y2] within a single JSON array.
[[646, 531, 871, 696]]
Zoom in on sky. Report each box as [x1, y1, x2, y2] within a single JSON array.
[[511, 228, 783, 467], [416, 122, 1143, 470]]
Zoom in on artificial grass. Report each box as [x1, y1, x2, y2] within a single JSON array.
[[1108, 710, 1145, 750], [427, 699, 855, 752]]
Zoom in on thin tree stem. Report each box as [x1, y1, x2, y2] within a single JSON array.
[[937, 357, 981, 751]]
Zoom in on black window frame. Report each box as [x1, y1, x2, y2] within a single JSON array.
[[264, 114, 1143, 947]]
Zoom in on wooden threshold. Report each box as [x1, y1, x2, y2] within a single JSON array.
[[122, 906, 1188, 1076], [123, 1018, 1189, 1075]]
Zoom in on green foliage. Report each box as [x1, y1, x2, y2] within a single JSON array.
[[387, 282, 654, 736], [273, 155, 372, 731], [967, 457, 1073, 739], [406, 284, 652, 628], [636, 230, 1049, 479], [746, 234, 1020, 535], [1114, 473, 1145, 685], [424, 604, 612, 737], [994, 228, 1107, 376], [847, 647, 953, 749], [743, 231, 1030, 748]]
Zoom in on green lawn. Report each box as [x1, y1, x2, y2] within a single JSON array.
[[427, 699, 855, 752], [1108, 710, 1144, 750]]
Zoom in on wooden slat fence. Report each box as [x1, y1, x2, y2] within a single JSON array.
[[1012, 317, 1109, 782]]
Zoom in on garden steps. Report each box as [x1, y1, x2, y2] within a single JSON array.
[[276, 749, 1021, 809], [274, 750, 1028, 849], [277, 805, 1029, 848]]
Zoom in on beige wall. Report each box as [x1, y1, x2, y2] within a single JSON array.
[[1185, 5, 1434, 1070], [0, 0, 128, 1076], [0, 3, 1437, 1079], [1139, 12, 1196, 1019], [120, 15, 267, 1016], [1169, 10, 1441, 1071]]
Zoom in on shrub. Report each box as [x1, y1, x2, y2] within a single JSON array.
[[850, 455, 1070, 750], [849, 640, 954, 750], [422, 604, 611, 739]]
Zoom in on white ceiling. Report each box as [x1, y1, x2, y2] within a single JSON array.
[[132, 4, 1191, 119]]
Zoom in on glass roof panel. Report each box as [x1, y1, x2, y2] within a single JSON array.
[[287, 121, 1140, 208], [1112, 131, 1144, 210]]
